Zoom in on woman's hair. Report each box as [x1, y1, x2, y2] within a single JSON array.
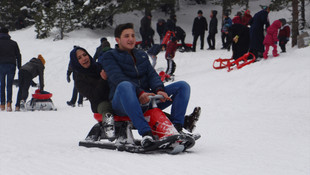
[[114, 23, 134, 38]]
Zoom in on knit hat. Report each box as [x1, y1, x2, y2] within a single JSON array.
[[38, 54, 46, 65], [198, 10, 203, 14], [279, 18, 287, 25]]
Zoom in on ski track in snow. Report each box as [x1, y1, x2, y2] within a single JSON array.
[[1, 1, 310, 175]]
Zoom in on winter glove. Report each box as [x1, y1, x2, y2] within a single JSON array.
[[233, 35, 239, 43], [67, 75, 71, 83], [31, 81, 37, 87]]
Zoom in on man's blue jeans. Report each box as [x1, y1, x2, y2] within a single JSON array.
[[0, 64, 16, 104], [111, 81, 190, 136]]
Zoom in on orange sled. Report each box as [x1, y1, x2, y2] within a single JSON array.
[[213, 52, 256, 72]]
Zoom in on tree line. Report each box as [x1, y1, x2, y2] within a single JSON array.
[[0, 0, 308, 46]]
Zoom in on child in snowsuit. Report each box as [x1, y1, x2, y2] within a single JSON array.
[[165, 37, 178, 76], [15, 54, 45, 111], [147, 44, 164, 68], [263, 20, 282, 59], [278, 18, 290, 53]]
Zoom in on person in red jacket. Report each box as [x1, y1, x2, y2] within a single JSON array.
[[263, 20, 282, 59], [278, 18, 290, 53], [242, 10, 252, 27], [165, 37, 178, 76], [232, 11, 242, 24]]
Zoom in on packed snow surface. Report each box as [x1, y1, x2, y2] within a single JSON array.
[[1, 1, 310, 175]]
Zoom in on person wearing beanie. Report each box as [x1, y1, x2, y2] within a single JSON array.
[[0, 27, 22, 111], [242, 10, 252, 27], [207, 10, 218, 50], [15, 55, 45, 111], [278, 18, 290, 53], [192, 10, 208, 52]]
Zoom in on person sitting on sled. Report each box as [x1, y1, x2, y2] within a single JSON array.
[[69, 46, 115, 140], [99, 23, 199, 148], [15, 54, 45, 111]]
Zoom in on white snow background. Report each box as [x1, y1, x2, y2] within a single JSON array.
[[1, 1, 310, 175]]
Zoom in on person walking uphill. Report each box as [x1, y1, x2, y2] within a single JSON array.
[[192, 10, 208, 52], [0, 27, 22, 112], [99, 23, 192, 148], [15, 55, 45, 111], [263, 20, 282, 59]]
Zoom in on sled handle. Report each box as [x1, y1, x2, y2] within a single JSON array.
[[149, 95, 164, 108]]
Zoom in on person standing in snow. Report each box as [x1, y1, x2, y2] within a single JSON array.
[[93, 37, 111, 61], [242, 10, 252, 27], [278, 18, 290, 53], [263, 20, 282, 59], [140, 12, 154, 50], [249, 6, 270, 59], [165, 37, 178, 76], [207, 10, 218, 50], [99, 23, 197, 148], [69, 46, 115, 140], [15, 55, 45, 111], [0, 27, 22, 112], [192, 10, 208, 52], [156, 19, 166, 43], [66, 62, 83, 107], [221, 12, 232, 49]]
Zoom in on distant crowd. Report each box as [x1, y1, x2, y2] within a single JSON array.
[[139, 5, 290, 61]]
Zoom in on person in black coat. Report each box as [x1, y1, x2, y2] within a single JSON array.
[[156, 19, 166, 43], [192, 10, 208, 51], [249, 6, 270, 59], [0, 27, 22, 111], [70, 46, 115, 139], [66, 63, 83, 107], [207, 10, 218, 50], [164, 14, 177, 34], [140, 12, 153, 50], [15, 55, 45, 111], [228, 24, 250, 60]]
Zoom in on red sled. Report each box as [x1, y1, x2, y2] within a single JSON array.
[[213, 52, 256, 72], [159, 71, 174, 82], [26, 89, 57, 111], [79, 95, 197, 154]]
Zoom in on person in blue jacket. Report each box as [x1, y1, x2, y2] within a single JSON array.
[[98, 23, 192, 148]]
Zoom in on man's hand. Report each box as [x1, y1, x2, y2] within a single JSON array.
[[139, 92, 156, 105], [157, 91, 172, 102], [100, 69, 107, 80]]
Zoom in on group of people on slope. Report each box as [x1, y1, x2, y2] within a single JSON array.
[[69, 23, 200, 148], [0, 27, 46, 112], [192, 6, 290, 61]]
